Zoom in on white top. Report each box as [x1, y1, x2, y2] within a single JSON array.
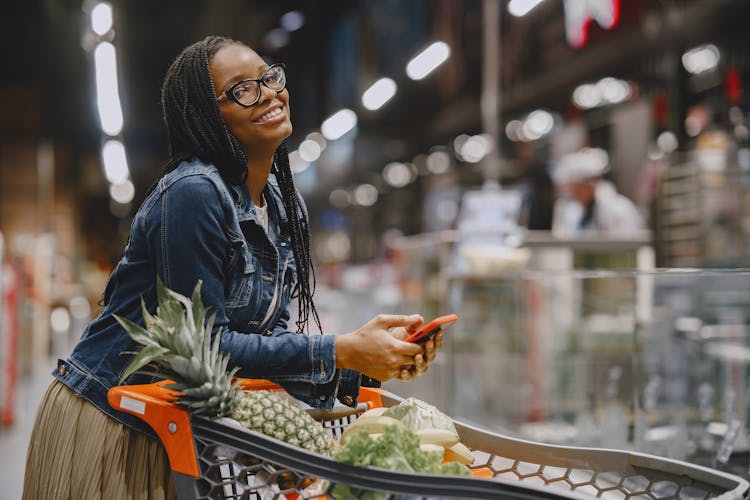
[[255, 195, 268, 233], [552, 181, 645, 237]]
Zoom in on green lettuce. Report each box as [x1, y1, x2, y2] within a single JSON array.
[[330, 426, 470, 500]]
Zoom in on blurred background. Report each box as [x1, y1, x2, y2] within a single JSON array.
[[3, 0, 750, 497]]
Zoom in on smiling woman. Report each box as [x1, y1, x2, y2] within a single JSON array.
[[22, 35, 441, 499], [210, 45, 293, 189]]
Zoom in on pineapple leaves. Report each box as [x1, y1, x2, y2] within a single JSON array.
[[118, 279, 238, 418], [113, 314, 157, 347], [155, 277, 185, 327], [191, 282, 206, 330], [119, 345, 170, 382], [140, 297, 157, 329]]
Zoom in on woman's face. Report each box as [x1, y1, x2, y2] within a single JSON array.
[[210, 44, 292, 155]]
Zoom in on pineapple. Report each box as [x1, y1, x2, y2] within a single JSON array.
[[233, 390, 334, 453], [115, 279, 334, 456]]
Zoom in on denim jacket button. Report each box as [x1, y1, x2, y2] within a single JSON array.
[[319, 394, 326, 401], [58, 364, 66, 376], [341, 395, 354, 406]]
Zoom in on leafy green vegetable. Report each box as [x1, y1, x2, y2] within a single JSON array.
[[382, 397, 458, 435], [330, 426, 470, 500]]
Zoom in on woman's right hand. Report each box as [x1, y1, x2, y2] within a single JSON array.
[[335, 314, 424, 381]]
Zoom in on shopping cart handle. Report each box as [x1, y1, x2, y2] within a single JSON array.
[[236, 378, 283, 391], [108, 380, 200, 478], [107, 378, 283, 478]]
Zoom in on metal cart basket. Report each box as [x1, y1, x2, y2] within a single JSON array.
[[108, 379, 749, 500]]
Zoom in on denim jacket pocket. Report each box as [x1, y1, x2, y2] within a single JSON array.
[[226, 250, 256, 309]]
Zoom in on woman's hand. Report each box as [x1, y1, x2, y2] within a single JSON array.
[[392, 330, 444, 382], [335, 314, 424, 381]]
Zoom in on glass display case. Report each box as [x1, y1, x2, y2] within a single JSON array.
[[385, 269, 750, 480]]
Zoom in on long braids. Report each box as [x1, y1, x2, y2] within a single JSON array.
[[158, 35, 320, 333], [159, 36, 248, 184], [274, 141, 321, 333]]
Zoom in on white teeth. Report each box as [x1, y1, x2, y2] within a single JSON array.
[[257, 108, 283, 122]]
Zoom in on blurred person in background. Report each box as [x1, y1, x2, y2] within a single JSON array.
[[23, 36, 441, 499], [551, 148, 645, 236], [516, 141, 554, 231]]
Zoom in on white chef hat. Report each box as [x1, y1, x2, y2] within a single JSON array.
[[552, 147, 609, 183]]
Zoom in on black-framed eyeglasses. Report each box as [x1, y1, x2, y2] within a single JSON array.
[[217, 63, 286, 107]]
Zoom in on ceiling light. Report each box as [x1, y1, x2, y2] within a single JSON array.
[[321, 109, 357, 140], [453, 134, 470, 158], [572, 83, 601, 109], [298, 139, 321, 162], [461, 135, 493, 163], [508, 0, 545, 17], [682, 44, 720, 75], [280, 11, 305, 32], [91, 2, 113, 36], [406, 42, 450, 80], [101, 139, 129, 183], [94, 41, 123, 136], [383, 162, 417, 188], [109, 179, 134, 204], [522, 110, 554, 141], [505, 120, 524, 142], [597, 77, 631, 104], [362, 78, 397, 111], [426, 150, 451, 174], [353, 184, 378, 206], [289, 150, 310, 174], [305, 132, 327, 151]]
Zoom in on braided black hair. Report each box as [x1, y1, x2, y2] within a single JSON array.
[[274, 141, 321, 333], [159, 35, 321, 333], [159, 36, 247, 182]]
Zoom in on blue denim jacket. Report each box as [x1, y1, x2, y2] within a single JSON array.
[[54, 158, 368, 436]]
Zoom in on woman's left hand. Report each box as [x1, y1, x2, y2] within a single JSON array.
[[390, 328, 443, 382]]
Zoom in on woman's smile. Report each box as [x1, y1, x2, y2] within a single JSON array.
[[253, 102, 287, 124]]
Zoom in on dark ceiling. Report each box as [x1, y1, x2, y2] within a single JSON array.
[[1, 0, 488, 199], [3, 0, 750, 212]]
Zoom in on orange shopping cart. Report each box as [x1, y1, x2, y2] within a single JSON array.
[[109, 379, 750, 499]]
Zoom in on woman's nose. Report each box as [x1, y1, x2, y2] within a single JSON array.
[[257, 82, 277, 104]]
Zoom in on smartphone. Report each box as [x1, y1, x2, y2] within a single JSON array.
[[404, 314, 458, 344]]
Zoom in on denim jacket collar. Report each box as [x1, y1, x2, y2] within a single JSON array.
[[228, 169, 289, 235]]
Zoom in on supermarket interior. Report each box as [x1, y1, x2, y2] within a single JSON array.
[[3, 0, 750, 498]]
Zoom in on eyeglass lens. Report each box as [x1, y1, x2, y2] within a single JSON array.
[[232, 65, 286, 106]]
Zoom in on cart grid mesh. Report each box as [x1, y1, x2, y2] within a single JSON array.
[[185, 407, 732, 500]]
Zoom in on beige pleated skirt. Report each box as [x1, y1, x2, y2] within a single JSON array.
[[22, 379, 175, 500]]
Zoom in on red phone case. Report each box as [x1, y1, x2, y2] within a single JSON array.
[[405, 314, 458, 343]]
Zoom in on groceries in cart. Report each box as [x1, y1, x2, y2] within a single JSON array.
[[327, 398, 475, 499], [110, 280, 750, 499]]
